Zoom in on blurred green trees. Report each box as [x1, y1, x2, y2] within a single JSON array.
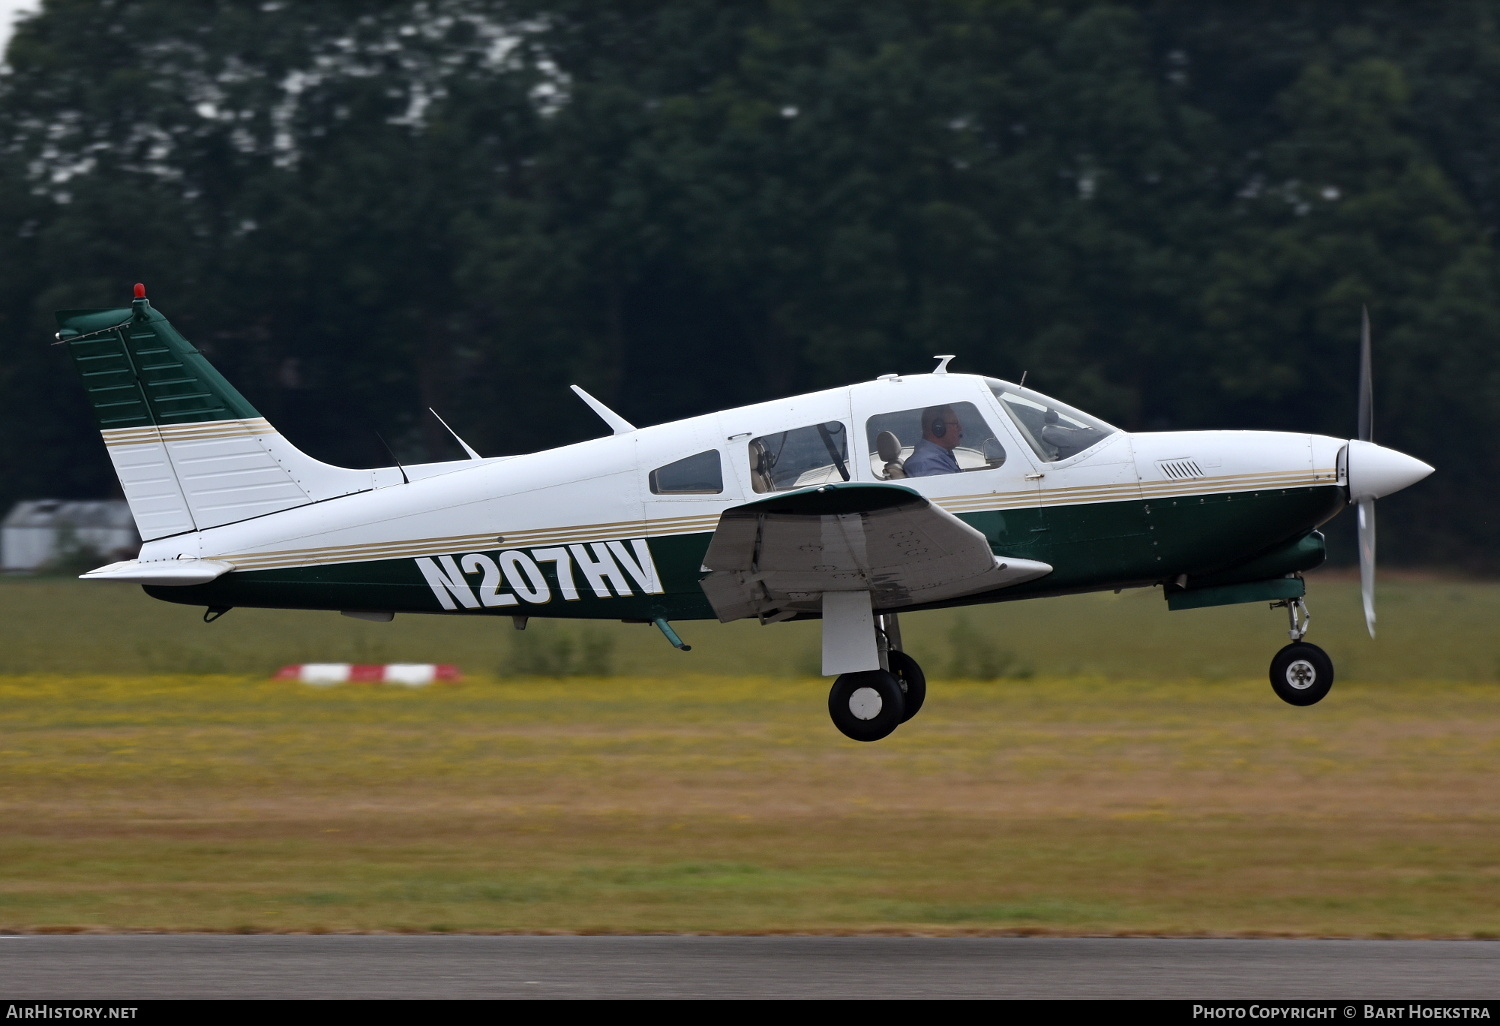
[[2, 0, 1497, 564]]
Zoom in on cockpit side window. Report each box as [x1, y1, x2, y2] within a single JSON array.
[[748, 422, 850, 492], [650, 450, 724, 495], [985, 379, 1116, 462], [864, 401, 1007, 479]]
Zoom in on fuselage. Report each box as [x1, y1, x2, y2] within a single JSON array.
[[140, 371, 1356, 622]]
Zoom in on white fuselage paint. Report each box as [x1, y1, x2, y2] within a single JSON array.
[[127, 374, 1350, 590], [100, 417, 414, 540]]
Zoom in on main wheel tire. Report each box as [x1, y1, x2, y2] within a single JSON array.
[[1269, 642, 1334, 706], [828, 670, 905, 742], [887, 650, 927, 723]]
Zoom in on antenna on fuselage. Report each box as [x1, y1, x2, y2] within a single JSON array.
[[932, 354, 956, 375], [372, 430, 410, 485], [569, 385, 635, 435], [428, 408, 483, 460], [1019, 370, 1028, 388]]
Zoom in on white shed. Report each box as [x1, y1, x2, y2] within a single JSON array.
[[1, 500, 140, 574]]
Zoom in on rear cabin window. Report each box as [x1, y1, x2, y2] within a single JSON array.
[[650, 450, 724, 494], [748, 422, 851, 492]]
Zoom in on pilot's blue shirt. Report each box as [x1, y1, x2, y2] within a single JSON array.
[[903, 438, 961, 477]]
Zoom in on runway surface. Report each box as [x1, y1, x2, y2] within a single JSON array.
[[1, 935, 1496, 999]]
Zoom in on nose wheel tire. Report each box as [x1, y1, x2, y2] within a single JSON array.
[[1269, 642, 1334, 706], [886, 650, 927, 723], [828, 670, 905, 742]]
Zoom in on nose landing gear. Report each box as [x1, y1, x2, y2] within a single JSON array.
[[1270, 641, 1334, 705], [1269, 596, 1334, 706]]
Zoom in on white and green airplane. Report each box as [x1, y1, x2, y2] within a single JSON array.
[[59, 286, 1432, 741]]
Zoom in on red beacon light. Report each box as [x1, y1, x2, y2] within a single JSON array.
[[133, 283, 146, 299]]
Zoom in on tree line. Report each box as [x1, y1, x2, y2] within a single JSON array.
[[1, 0, 1496, 565]]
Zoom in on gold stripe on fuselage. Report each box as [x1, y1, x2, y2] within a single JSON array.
[[210, 469, 1340, 573], [938, 467, 1336, 513], [219, 512, 725, 571]]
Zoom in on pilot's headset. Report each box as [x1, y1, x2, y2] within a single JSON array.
[[930, 413, 949, 439]]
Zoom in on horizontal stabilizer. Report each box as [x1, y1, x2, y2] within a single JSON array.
[[699, 483, 1052, 622], [80, 558, 234, 585]]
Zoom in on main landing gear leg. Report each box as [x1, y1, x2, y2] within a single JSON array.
[[822, 594, 916, 742], [1268, 593, 1334, 706]]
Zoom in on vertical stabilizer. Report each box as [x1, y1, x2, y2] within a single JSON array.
[[57, 287, 372, 541]]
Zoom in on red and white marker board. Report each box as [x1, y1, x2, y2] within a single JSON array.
[[274, 664, 460, 686]]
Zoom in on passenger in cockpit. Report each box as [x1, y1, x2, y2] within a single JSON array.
[[903, 405, 963, 477]]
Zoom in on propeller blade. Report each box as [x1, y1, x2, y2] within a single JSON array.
[[1357, 497, 1376, 638], [1356, 308, 1376, 636], [1358, 306, 1373, 443]]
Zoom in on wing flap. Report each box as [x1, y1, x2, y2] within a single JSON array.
[[699, 483, 1051, 622]]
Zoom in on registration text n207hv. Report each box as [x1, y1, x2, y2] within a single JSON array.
[[415, 539, 663, 609]]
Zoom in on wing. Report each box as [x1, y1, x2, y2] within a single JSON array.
[[698, 483, 1052, 623]]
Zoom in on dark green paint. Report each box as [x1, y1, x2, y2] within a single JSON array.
[[150, 539, 720, 622], [1184, 531, 1326, 590], [58, 300, 262, 430], [146, 486, 1348, 624], [1035, 489, 1339, 592]]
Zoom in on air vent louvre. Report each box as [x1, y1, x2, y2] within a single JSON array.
[[1157, 458, 1204, 480]]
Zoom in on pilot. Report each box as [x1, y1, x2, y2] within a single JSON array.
[[903, 405, 963, 477]]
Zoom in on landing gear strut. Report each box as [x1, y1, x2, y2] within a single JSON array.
[[826, 611, 927, 741], [887, 650, 926, 723], [1269, 594, 1334, 706], [878, 612, 926, 723]]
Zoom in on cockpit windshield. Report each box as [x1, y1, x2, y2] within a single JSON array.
[[985, 379, 1117, 462]]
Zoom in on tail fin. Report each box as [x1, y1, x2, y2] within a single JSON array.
[[57, 287, 371, 541]]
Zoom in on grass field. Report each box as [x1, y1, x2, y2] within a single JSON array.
[[5, 573, 1500, 681], [1, 577, 1497, 936]]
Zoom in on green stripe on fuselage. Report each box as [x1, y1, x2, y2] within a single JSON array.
[[145, 486, 1346, 618]]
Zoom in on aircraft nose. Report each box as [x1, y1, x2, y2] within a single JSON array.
[[1346, 439, 1434, 502]]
